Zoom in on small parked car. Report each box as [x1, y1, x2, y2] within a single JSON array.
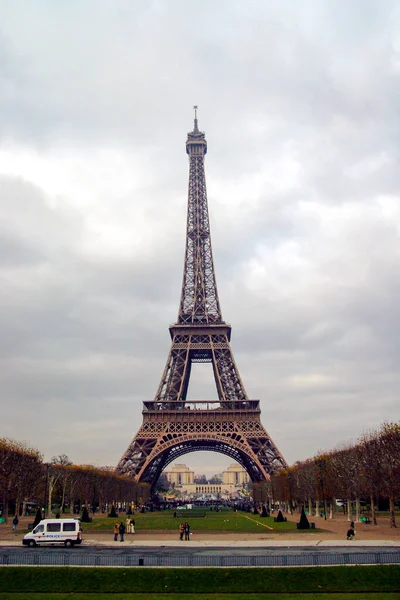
[[22, 518, 82, 548]]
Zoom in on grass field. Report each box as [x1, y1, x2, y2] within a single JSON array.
[[1, 594, 399, 600], [0, 565, 399, 596], [79, 509, 302, 533]]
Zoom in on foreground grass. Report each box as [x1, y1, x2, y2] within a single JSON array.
[[0, 566, 399, 594], [1, 595, 399, 600], [79, 510, 299, 534]]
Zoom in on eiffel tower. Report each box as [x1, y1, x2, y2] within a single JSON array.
[[116, 109, 287, 489]]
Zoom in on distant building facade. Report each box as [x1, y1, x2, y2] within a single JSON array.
[[165, 464, 194, 486], [164, 463, 250, 499], [223, 463, 250, 487]]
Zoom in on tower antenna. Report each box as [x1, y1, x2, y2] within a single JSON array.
[[193, 105, 199, 132]]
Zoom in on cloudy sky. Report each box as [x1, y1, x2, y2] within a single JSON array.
[[1, 0, 400, 475]]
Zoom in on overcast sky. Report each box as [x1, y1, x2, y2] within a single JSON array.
[[1, 0, 400, 476]]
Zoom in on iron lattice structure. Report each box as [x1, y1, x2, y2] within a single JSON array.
[[117, 111, 287, 488]]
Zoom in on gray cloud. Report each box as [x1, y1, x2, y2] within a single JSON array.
[[1, 0, 399, 471]]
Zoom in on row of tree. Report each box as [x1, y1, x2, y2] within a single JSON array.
[[254, 422, 400, 527], [2, 421, 398, 525], [0, 439, 149, 522], [193, 475, 223, 485]]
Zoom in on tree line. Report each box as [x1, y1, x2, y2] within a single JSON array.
[[0, 439, 149, 523], [254, 422, 400, 527], [2, 421, 399, 525]]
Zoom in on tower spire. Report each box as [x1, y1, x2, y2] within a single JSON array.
[[182, 113, 218, 324], [193, 105, 199, 132]]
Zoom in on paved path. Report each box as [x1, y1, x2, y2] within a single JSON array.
[[1, 537, 399, 547]]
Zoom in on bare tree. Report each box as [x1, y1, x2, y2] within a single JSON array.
[[51, 454, 72, 467], [359, 429, 382, 525], [292, 460, 317, 517], [0, 439, 42, 522], [377, 422, 400, 528], [50, 455, 73, 513], [46, 464, 61, 516]]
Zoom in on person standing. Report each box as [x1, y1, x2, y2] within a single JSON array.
[[179, 522, 184, 541], [126, 516, 131, 534], [184, 522, 190, 541], [12, 514, 19, 532], [119, 521, 125, 542], [113, 522, 119, 542], [131, 518, 135, 534]]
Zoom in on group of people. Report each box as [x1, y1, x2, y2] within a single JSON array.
[[179, 521, 191, 541], [113, 518, 135, 542]]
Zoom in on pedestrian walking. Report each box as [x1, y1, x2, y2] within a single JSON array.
[[131, 518, 135, 534], [184, 522, 190, 541], [113, 522, 119, 542], [119, 521, 126, 542], [12, 514, 19, 532], [126, 516, 131, 534], [179, 522, 184, 541]]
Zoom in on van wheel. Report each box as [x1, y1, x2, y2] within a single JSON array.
[[28, 540, 36, 548], [64, 540, 74, 548]]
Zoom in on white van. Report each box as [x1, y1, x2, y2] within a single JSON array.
[[22, 518, 82, 548]]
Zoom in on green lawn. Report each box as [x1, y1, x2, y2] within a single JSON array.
[[79, 509, 300, 533], [0, 566, 399, 595], [1, 595, 399, 600]]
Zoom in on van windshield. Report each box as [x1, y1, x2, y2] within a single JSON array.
[[33, 525, 44, 534]]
